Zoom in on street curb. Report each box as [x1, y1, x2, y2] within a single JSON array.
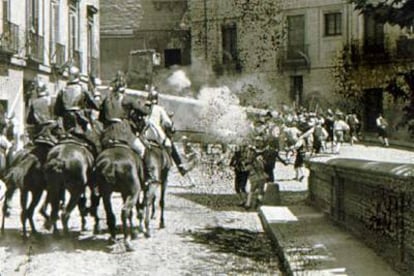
[[258, 206, 295, 276], [258, 205, 399, 276]]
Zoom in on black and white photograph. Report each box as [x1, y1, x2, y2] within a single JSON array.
[[0, 0, 413, 275]]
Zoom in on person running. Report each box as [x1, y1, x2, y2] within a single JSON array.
[[332, 111, 350, 154], [346, 111, 360, 145], [229, 144, 250, 206], [376, 113, 389, 147]]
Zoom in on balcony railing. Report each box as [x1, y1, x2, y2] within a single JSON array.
[[50, 42, 66, 66], [0, 21, 19, 54], [278, 44, 310, 71], [88, 56, 99, 76], [56, 43, 66, 66], [27, 32, 44, 63], [350, 38, 390, 65]]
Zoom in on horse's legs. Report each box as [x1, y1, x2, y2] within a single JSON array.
[[102, 193, 116, 242], [122, 187, 139, 251], [159, 174, 168, 229], [77, 192, 88, 231], [1, 189, 14, 234], [61, 189, 81, 235], [89, 192, 101, 234], [27, 189, 43, 235], [46, 187, 61, 235], [39, 199, 50, 222], [136, 194, 145, 233], [20, 189, 29, 239], [2, 186, 16, 218], [145, 183, 158, 236], [128, 208, 137, 240]]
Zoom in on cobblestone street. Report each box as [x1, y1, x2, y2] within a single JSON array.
[[0, 149, 281, 276], [0, 141, 413, 275]]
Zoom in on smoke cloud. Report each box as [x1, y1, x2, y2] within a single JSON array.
[[196, 86, 252, 144]]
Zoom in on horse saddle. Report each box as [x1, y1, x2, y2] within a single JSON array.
[[34, 136, 56, 147], [106, 139, 130, 150], [59, 134, 90, 149]]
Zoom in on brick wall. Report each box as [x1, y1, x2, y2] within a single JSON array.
[[100, 0, 143, 35], [308, 158, 414, 274]]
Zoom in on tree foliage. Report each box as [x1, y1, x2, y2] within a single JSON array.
[[350, 0, 414, 28], [349, 0, 414, 135]]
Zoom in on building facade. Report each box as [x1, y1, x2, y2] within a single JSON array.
[[100, 0, 190, 82], [0, 0, 100, 137], [188, 0, 414, 137]]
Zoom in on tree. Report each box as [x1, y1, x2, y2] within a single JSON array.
[[349, 0, 414, 136], [351, 0, 414, 28]]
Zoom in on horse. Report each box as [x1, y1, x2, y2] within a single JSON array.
[[139, 141, 172, 232], [93, 144, 144, 251], [1, 142, 51, 238], [43, 139, 94, 235]]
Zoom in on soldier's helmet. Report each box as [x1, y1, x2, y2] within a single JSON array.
[[34, 80, 48, 97], [147, 88, 159, 104], [112, 71, 127, 92], [68, 66, 80, 83]]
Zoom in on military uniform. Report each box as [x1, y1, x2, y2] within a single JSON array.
[[27, 93, 58, 145], [54, 80, 99, 135], [99, 92, 148, 149]]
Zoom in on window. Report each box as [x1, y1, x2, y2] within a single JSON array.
[[287, 15, 305, 59], [325, 13, 342, 36], [222, 24, 237, 64], [68, 1, 79, 60], [28, 0, 39, 33], [87, 5, 98, 75], [50, 1, 59, 62], [2, 0, 8, 28], [364, 14, 385, 53]]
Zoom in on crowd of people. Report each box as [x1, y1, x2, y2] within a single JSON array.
[[228, 105, 391, 209]]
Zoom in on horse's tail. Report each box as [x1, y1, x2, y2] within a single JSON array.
[[45, 157, 66, 174], [4, 154, 39, 189]]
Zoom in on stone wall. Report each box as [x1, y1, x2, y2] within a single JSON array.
[[308, 158, 414, 274]]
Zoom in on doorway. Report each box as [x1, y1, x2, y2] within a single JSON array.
[[164, 49, 182, 68], [363, 88, 383, 131]]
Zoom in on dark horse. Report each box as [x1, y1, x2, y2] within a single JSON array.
[[44, 140, 94, 235], [140, 142, 172, 233], [93, 144, 144, 251], [1, 142, 51, 238]]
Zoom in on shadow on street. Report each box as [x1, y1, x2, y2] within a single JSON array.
[[184, 226, 281, 273]]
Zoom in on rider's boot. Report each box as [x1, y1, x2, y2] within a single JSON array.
[[170, 141, 187, 176], [132, 138, 156, 185]]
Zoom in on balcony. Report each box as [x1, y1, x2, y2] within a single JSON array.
[[88, 56, 99, 76], [350, 38, 390, 65], [278, 44, 310, 71], [0, 21, 19, 54], [27, 32, 44, 63]]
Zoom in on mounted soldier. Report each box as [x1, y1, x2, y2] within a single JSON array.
[[99, 71, 153, 178], [143, 87, 188, 176], [27, 80, 59, 149], [54, 66, 100, 154]]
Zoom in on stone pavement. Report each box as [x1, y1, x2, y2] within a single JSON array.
[[259, 143, 413, 275]]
